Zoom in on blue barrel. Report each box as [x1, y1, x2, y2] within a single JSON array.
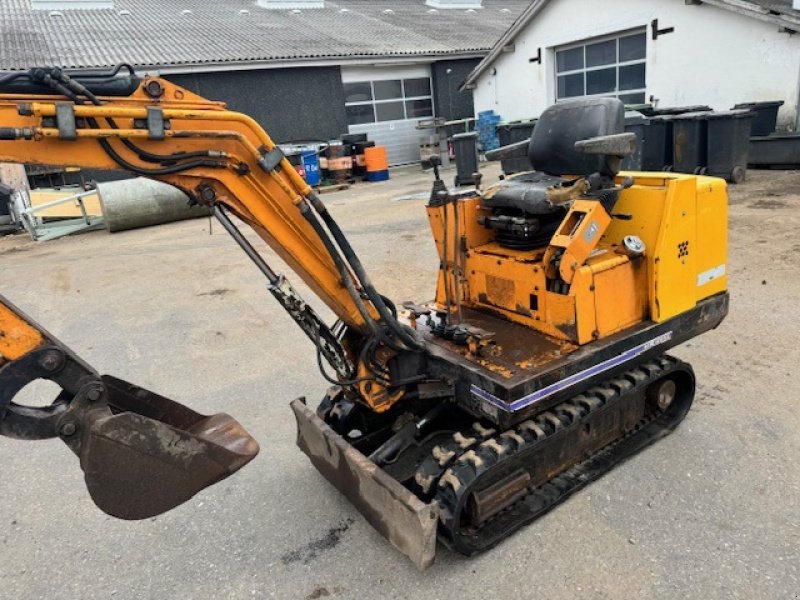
[[301, 149, 321, 186]]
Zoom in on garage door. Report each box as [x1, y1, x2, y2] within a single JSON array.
[[342, 65, 434, 166]]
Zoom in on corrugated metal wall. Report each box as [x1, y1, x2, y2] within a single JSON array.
[[166, 66, 348, 144]]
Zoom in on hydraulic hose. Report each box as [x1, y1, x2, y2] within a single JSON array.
[[298, 201, 385, 341], [48, 68, 219, 165], [305, 192, 423, 352]]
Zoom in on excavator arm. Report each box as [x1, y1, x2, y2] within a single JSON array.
[[0, 66, 425, 521]]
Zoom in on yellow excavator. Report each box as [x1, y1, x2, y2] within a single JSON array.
[[0, 65, 728, 569]]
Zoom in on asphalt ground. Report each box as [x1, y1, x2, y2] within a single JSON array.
[[1, 164, 799, 599]]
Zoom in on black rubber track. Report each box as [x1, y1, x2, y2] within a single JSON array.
[[432, 355, 695, 555]]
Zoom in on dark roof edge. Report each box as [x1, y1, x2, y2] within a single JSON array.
[[1, 50, 491, 74], [461, 0, 800, 91], [151, 51, 489, 75]]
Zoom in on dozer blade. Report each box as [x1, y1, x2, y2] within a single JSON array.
[[290, 398, 438, 571], [78, 376, 260, 520]]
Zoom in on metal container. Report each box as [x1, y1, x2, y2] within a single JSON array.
[[672, 112, 710, 175], [451, 131, 479, 187], [326, 143, 353, 183], [706, 109, 754, 183], [96, 178, 211, 233], [286, 153, 306, 180], [496, 120, 536, 174], [748, 133, 800, 169], [365, 146, 389, 182], [733, 101, 784, 136], [341, 133, 368, 146], [341, 133, 368, 174]]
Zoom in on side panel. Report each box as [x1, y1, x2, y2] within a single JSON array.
[[652, 178, 698, 322], [591, 257, 648, 338], [694, 177, 728, 301], [428, 196, 494, 313]]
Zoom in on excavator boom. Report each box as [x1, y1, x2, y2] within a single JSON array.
[[0, 71, 364, 331]]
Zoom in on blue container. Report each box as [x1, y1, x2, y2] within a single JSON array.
[[301, 150, 321, 186], [367, 169, 390, 182]]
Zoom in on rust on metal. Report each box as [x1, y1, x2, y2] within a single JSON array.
[[290, 398, 438, 571], [422, 307, 578, 385], [79, 376, 260, 520]]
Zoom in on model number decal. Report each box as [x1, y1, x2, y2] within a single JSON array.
[[642, 331, 673, 351], [697, 264, 726, 287]]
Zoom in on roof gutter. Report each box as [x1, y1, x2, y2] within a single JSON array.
[[460, 0, 551, 91]]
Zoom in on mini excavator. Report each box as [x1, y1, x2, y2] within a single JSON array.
[[0, 66, 728, 569]]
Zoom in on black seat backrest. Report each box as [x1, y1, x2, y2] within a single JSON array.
[[529, 98, 625, 177]]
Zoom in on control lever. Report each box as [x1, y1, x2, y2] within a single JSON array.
[[428, 155, 448, 206]]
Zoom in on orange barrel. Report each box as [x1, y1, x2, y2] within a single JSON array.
[[354, 140, 375, 179], [326, 142, 353, 183], [365, 146, 389, 182]]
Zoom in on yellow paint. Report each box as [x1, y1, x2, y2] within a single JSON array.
[[0, 299, 44, 361], [694, 177, 728, 302], [544, 199, 611, 283], [591, 258, 647, 337], [428, 171, 728, 346]]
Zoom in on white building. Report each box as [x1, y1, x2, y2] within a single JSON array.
[[463, 0, 800, 131]]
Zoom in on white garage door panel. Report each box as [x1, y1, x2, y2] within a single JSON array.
[[348, 121, 427, 166], [342, 64, 434, 167]]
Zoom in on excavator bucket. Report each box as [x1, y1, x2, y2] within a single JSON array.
[[0, 295, 259, 521], [290, 398, 438, 571], [79, 376, 260, 520]]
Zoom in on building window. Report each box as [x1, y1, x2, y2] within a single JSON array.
[[555, 30, 647, 105], [344, 77, 434, 125]]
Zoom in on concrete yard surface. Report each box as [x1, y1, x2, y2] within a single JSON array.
[[1, 164, 799, 599]]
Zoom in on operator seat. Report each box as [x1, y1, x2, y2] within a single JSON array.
[[483, 97, 626, 215], [480, 98, 631, 248]]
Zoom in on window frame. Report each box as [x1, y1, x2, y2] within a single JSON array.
[[344, 77, 434, 125], [554, 29, 647, 105]]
